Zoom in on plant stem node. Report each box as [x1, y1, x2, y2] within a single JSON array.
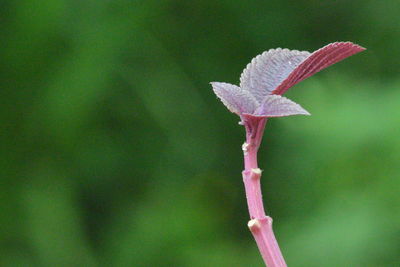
[[248, 219, 261, 231]]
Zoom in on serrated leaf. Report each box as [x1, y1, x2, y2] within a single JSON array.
[[240, 48, 310, 101], [272, 42, 366, 95], [210, 82, 259, 115], [253, 95, 310, 117], [210, 42, 365, 118]]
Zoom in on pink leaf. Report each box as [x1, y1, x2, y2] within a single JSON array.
[[253, 95, 310, 117], [210, 82, 259, 115], [240, 49, 310, 101], [272, 42, 365, 95]]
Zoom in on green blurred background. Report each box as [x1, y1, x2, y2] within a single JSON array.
[[1, 0, 399, 266]]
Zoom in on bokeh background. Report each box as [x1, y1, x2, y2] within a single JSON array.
[[1, 0, 399, 266]]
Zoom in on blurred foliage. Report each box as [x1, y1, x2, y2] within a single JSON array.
[[1, 0, 399, 266]]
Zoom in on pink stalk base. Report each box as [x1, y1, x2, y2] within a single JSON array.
[[241, 115, 286, 267]]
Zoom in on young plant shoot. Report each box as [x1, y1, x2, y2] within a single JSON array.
[[210, 42, 365, 267]]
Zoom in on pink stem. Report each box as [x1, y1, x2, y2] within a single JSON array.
[[241, 116, 287, 267]]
